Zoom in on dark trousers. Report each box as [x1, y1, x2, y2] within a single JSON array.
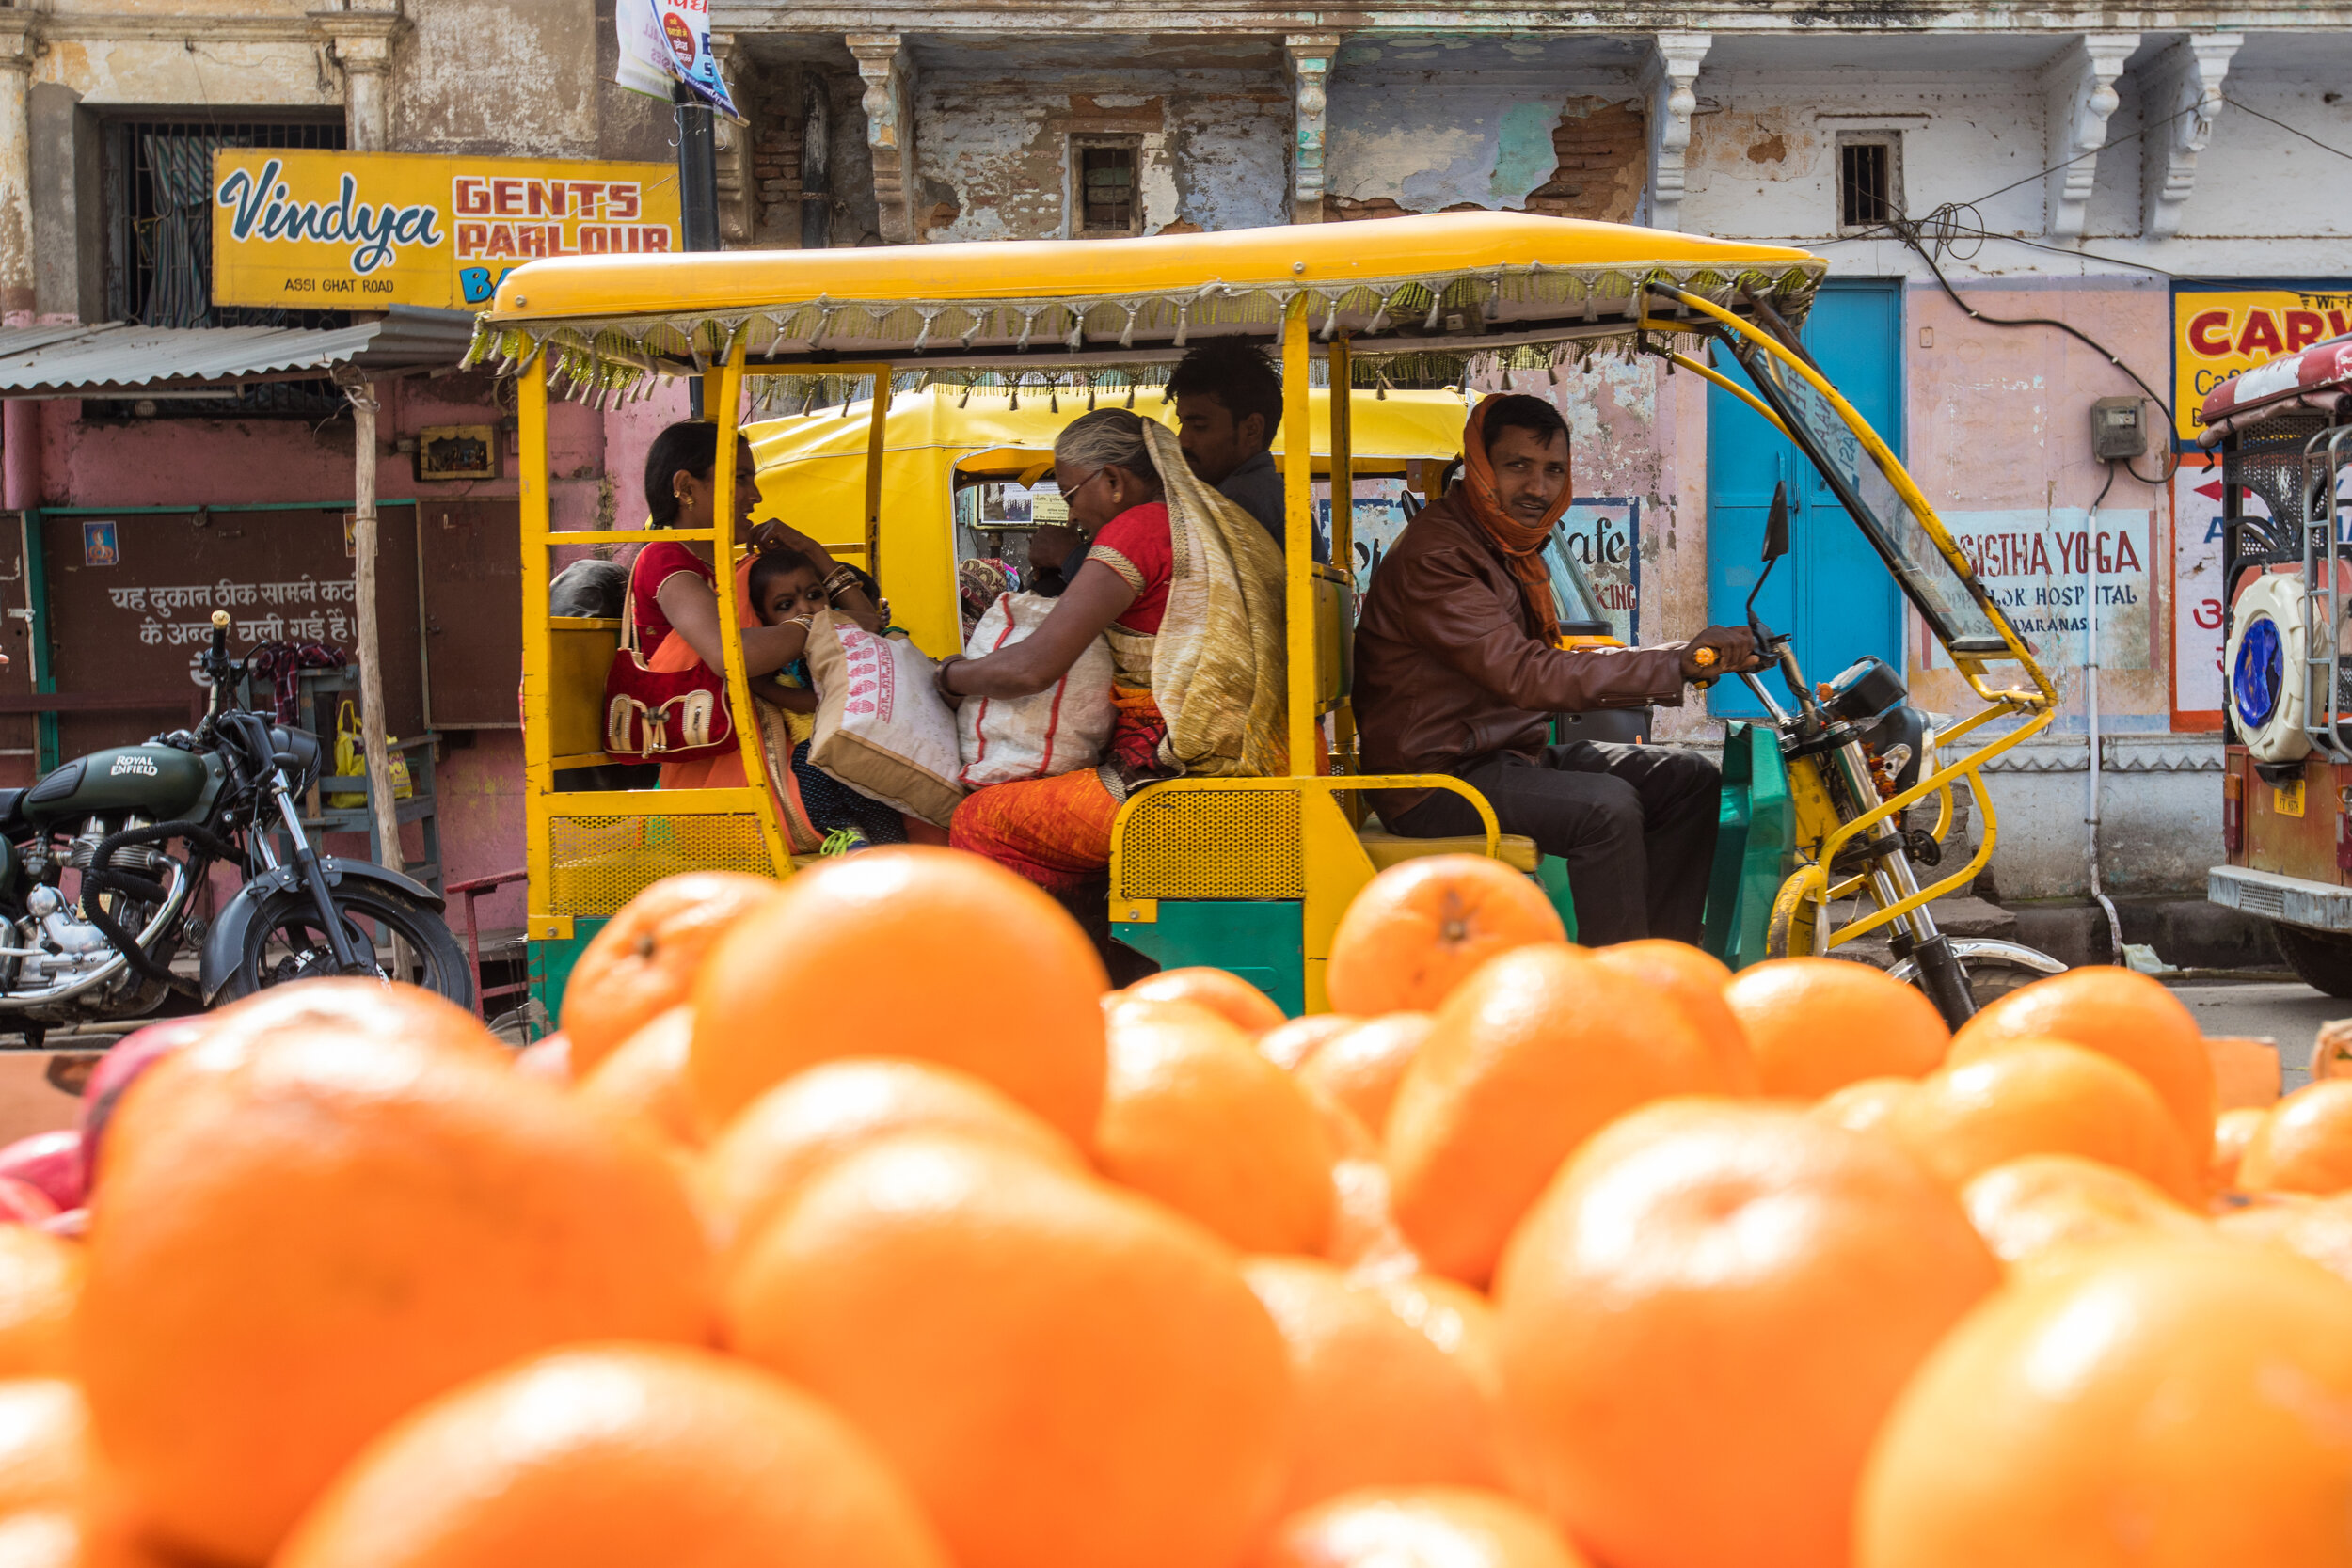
[[1388, 741, 1722, 947]]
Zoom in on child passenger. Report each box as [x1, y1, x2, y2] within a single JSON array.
[[747, 547, 906, 852]]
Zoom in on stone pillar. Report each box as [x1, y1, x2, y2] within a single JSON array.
[[310, 8, 405, 151], [1284, 34, 1340, 225], [1640, 32, 1710, 232], [2141, 33, 2242, 241], [711, 32, 754, 244], [2042, 33, 2138, 241], [0, 10, 35, 322], [846, 34, 914, 245]]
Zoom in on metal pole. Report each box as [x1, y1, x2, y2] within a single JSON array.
[[675, 83, 720, 421]]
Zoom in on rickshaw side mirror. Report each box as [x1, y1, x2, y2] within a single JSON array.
[[1761, 482, 1790, 563]]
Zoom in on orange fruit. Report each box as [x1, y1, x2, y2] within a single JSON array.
[[1884, 1039, 2200, 1199], [273, 1344, 950, 1568], [1327, 857, 1567, 1017], [1122, 968, 1288, 1036], [1385, 945, 1737, 1286], [1947, 965, 2215, 1165], [1297, 1015, 1435, 1137], [1809, 1076, 1913, 1135], [1371, 1275, 1500, 1395], [0, 1379, 88, 1520], [79, 1027, 711, 1564], [576, 1006, 707, 1149], [1255, 1485, 1590, 1568], [723, 1133, 1295, 1568], [2238, 1078, 2352, 1194], [1723, 958, 1948, 1099], [2217, 1193, 2352, 1286], [1854, 1239, 2352, 1568], [1097, 997, 1336, 1254], [697, 1057, 1084, 1262], [512, 1032, 572, 1084], [1959, 1153, 2206, 1278], [0, 1228, 80, 1380], [1590, 941, 1760, 1095], [191, 978, 504, 1068], [561, 871, 779, 1074], [1244, 1258, 1502, 1513], [1307, 1089, 1379, 1163], [690, 847, 1107, 1140], [1326, 1157, 1415, 1275], [1495, 1100, 1997, 1568], [2211, 1105, 2266, 1191], [1258, 1015, 1363, 1073]]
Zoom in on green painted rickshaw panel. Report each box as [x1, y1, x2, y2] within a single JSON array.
[[529, 921, 607, 1025], [1704, 721, 1795, 970], [1111, 900, 1304, 1017], [1536, 854, 1579, 942]]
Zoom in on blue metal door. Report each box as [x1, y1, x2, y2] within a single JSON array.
[[1707, 281, 1905, 716]]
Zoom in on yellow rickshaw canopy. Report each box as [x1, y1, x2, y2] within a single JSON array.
[[469, 213, 1826, 402]]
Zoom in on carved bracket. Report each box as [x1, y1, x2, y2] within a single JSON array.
[[846, 33, 914, 245], [2140, 32, 2242, 241], [2042, 32, 2138, 241], [1640, 32, 1710, 231], [308, 6, 406, 152], [1285, 33, 1341, 225]]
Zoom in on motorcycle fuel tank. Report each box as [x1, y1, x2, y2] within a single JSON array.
[[22, 747, 214, 827]]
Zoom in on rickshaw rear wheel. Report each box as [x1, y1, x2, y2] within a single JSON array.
[[2270, 923, 2352, 999]]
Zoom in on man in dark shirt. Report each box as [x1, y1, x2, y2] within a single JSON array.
[[1354, 393, 1762, 945], [1168, 338, 1290, 549]]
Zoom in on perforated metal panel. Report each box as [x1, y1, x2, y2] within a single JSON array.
[[1118, 789, 1302, 900], [546, 813, 774, 916]]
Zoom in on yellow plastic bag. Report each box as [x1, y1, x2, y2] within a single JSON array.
[[326, 700, 414, 809]]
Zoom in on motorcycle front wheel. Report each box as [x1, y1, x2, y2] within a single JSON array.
[[224, 884, 474, 1009]]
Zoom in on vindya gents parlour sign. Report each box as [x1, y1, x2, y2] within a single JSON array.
[[210, 150, 683, 310]]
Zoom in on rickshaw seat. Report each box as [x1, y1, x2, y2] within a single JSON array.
[[1356, 825, 1539, 875]]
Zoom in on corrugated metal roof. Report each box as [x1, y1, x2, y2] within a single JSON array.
[[0, 307, 479, 395]]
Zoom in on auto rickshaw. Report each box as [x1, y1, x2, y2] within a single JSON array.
[[2201, 334, 2352, 994], [474, 211, 2059, 1025]]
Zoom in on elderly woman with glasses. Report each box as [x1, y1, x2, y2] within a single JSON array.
[[938, 407, 1181, 909]]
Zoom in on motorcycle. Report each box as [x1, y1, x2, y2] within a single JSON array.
[[0, 610, 469, 1044]]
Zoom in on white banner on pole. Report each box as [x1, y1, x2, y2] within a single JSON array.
[[614, 0, 739, 119]]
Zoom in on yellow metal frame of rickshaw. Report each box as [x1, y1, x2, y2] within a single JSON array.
[[1639, 284, 2058, 956], [488, 213, 1833, 976]]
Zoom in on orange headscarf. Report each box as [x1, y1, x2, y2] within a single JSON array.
[[1459, 394, 1572, 642]]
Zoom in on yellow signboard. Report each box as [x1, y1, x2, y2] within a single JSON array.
[[2172, 282, 2352, 445], [211, 150, 682, 311]]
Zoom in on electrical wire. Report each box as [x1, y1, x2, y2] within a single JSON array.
[[2222, 96, 2352, 164]]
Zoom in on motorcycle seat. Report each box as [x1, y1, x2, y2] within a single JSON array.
[[0, 789, 24, 830]]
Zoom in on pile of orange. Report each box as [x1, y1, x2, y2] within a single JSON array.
[[7, 846, 2351, 1568]]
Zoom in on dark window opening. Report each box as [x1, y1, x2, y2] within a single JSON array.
[[97, 117, 351, 419], [1075, 141, 1139, 237], [1838, 136, 1899, 230]]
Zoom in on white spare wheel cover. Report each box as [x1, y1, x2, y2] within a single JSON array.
[[2227, 569, 2318, 763]]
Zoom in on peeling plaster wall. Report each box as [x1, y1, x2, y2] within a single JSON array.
[[32, 36, 335, 107], [912, 71, 1286, 240], [394, 0, 606, 155]]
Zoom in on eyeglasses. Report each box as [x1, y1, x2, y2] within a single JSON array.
[[1063, 467, 1111, 500]]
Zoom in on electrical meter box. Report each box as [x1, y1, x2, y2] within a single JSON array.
[[2091, 397, 2147, 461]]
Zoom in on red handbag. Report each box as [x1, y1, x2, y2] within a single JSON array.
[[602, 584, 736, 765]]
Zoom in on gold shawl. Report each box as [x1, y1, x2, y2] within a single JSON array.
[[1140, 420, 1289, 777]]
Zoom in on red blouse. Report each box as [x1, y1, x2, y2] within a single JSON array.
[[628, 540, 714, 652], [1084, 502, 1172, 634]]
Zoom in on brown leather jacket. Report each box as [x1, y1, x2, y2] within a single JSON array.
[[1355, 492, 1692, 790]]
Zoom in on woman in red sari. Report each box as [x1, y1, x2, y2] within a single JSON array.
[[941, 409, 1175, 895]]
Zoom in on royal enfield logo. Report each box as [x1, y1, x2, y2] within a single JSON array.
[[108, 754, 159, 779]]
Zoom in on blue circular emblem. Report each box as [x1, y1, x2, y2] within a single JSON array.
[[2233, 614, 2283, 731]]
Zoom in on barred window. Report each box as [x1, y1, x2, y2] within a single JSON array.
[[1073, 139, 1141, 238]]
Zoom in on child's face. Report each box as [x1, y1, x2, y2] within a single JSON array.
[[759, 567, 828, 625]]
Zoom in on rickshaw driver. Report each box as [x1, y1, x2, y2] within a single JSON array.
[[1355, 393, 1766, 947]]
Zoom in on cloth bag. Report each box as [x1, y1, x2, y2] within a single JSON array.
[[803, 610, 966, 828], [956, 591, 1117, 787], [326, 699, 412, 809]]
